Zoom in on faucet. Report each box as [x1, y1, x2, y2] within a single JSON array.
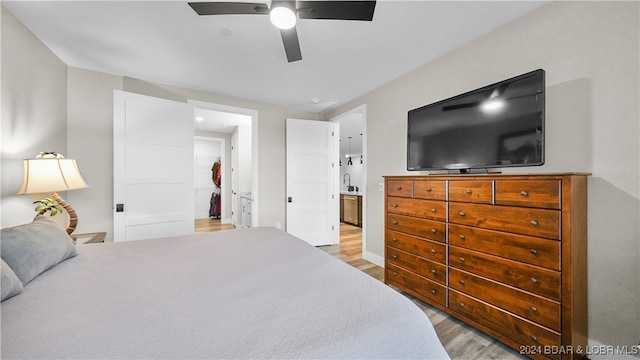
[[343, 173, 351, 190]]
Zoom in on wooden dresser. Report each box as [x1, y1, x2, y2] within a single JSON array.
[[384, 174, 588, 359]]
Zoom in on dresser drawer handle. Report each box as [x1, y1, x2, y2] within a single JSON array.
[[397, 186, 402, 191], [521, 190, 529, 196], [430, 249, 436, 254], [392, 271, 397, 276], [430, 229, 437, 234], [430, 208, 436, 213], [392, 220, 398, 225], [459, 234, 465, 240], [459, 280, 465, 285], [530, 306, 538, 312], [465, 189, 472, 195], [430, 269, 436, 274], [425, 187, 432, 192], [530, 220, 539, 226], [392, 238, 398, 242], [459, 257, 465, 263], [458, 302, 465, 308], [392, 203, 398, 208], [530, 249, 538, 255], [459, 211, 465, 217], [430, 289, 437, 295], [531, 335, 538, 342], [392, 255, 398, 260], [530, 277, 538, 284]]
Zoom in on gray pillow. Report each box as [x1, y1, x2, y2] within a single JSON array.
[[0, 216, 77, 285], [1, 259, 23, 301]]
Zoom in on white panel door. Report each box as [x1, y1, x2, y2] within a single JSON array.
[[113, 90, 194, 241], [286, 119, 339, 246]]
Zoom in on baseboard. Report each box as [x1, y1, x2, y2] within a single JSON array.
[[363, 251, 384, 267], [586, 338, 640, 359]]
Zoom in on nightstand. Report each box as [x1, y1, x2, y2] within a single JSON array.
[[72, 232, 106, 244]]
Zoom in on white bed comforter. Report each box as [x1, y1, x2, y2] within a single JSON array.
[[1, 227, 449, 359]]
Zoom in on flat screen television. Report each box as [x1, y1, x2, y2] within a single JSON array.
[[407, 69, 545, 172]]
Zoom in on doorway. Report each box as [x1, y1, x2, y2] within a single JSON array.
[[331, 105, 368, 261], [190, 101, 257, 231], [194, 136, 228, 231]]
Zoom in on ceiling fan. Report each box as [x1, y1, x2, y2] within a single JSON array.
[[188, 1, 377, 63]]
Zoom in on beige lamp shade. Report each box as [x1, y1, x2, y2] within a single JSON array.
[[18, 158, 88, 195]]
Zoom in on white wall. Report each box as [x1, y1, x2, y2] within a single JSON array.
[[1, 7, 68, 228], [326, 1, 639, 351]]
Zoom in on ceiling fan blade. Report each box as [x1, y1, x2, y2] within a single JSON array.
[[297, 1, 376, 21], [280, 27, 302, 62], [188, 2, 269, 16]]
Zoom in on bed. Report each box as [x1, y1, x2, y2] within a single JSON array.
[[1, 217, 449, 359]]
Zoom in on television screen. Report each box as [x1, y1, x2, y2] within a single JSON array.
[[407, 69, 545, 172]]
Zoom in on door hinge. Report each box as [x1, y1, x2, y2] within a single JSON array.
[[332, 131, 334, 136], [332, 225, 334, 231]]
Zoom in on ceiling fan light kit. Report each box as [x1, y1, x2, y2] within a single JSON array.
[[188, 1, 376, 62], [270, 4, 297, 30]]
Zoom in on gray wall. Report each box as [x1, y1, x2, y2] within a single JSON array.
[[66, 67, 123, 241], [1, 7, 68, 227], [326, 1, 639, 351]]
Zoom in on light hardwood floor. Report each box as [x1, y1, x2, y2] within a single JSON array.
[[195, 219, 525, 359], [195, 218, 235, 232]]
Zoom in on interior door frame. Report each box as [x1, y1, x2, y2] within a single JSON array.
[[331, 104, 379, 265], [188, 100, 259, 227]]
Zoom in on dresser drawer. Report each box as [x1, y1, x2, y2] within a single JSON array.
[[449, 202, 561, 240], [387, 247, 446, 285], [495, 180, 561, 210], [449, 180, 493, 204], [386, 264, 446, 307], [449, 268, 561, 331], [449, 290, 561, 359], [386, 180, 413, 197], [449, 224, 561, 270], [386, 230, 446, 264], [387, 197, 446, 221], [387, 214, 446, 243], [449, 246, 561, 301], [413, 180, 447, 200]]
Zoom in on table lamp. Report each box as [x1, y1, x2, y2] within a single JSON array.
[[18, 152, 89, 235]]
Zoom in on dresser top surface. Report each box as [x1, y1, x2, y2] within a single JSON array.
[[384, 172, 591, 179]]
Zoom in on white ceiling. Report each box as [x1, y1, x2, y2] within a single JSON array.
[[3, 1, 546, 114]]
